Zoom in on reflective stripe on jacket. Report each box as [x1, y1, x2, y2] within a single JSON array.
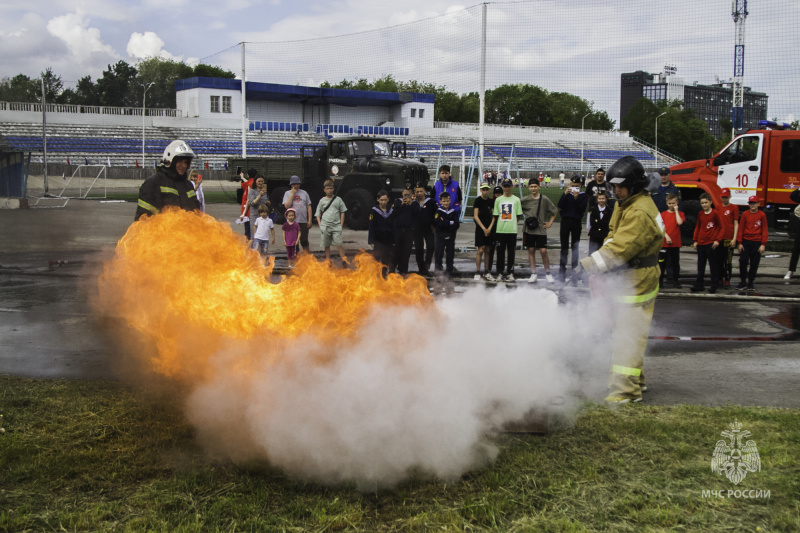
[[581, 190, 664, 305], [135, 166, 201, 221]]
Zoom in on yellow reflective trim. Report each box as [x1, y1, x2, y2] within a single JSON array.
[[675, 184, 698, 188], [160, 186, 179, 195], [616, 286, 659, 304], [137, 199, 158, 215], [612, 365, 642, 377], [187, 190, 196, 198]]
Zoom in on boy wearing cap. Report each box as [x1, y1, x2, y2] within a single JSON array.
[[717, 188, 739, 288], [735, 196, 769, 291], [473, 182, 496, 280], [521, 179, 557, 283], [492, 178, 523, 282], [486, 186, 503, 274], [282, 175, 313, 252], [557, 176, 589, 281]]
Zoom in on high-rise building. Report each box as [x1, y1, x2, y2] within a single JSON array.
[[620, 70, 768, 138]]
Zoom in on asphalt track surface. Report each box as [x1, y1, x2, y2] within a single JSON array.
[[2, 181, 799, 408]]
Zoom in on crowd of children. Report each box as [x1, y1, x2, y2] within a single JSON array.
[[233, 165, 793, 291]]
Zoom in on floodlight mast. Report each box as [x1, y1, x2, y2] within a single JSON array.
[[732, 0, 748, 138]]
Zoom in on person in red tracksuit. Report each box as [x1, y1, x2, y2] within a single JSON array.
[[716, 188, 739, 288], [735, 196, 769, 291], [691, 193, 724, 294]]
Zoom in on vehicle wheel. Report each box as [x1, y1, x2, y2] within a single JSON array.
[[269, 186, 289, 224], [681, 199, 700, 243], [343, 188, 374, 230]]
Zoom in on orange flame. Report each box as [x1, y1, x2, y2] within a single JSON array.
[[98, 208, 434, 380]]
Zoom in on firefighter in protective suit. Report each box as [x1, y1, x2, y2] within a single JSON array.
[[134, 140, 201, 221], [579, 156, 664, 403]]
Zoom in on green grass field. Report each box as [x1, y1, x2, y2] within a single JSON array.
[[1, 376, 797, 532]]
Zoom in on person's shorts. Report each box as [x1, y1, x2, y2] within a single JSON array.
[[523, 232, 548, 249], [320, 225, 343, 248], [475, 227, 495, 247]]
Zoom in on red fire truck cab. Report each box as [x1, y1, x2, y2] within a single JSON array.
[[669, 121, 800, 237]]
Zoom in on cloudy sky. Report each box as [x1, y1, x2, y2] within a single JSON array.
[[2, 0, 799, 123]]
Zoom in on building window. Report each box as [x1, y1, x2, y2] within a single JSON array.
[[419, 109, 425, 118], [410, 108, 416, 118], [210, 96, 220, 113], [222, 96, 232, 113]]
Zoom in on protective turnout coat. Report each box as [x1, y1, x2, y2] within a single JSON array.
[[581, 189, 663, 303], [135, 166, 200, 221]]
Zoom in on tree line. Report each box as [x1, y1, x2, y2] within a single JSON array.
[[4, 61, 741, 162], [321, 75, 615, 130], [0, 58, 235, 110]]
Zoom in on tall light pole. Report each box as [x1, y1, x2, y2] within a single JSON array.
[[580, 112, 591, 178], [655, 112, 667, 167], [141, 82, 154, 167]]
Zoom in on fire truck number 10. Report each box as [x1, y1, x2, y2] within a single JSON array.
[[735, 174, 749, 188]]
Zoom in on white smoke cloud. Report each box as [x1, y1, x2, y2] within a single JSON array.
[[182, 284, 614, 489]]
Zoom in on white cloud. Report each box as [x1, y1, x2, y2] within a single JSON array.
[[126, 31, 179, 60], [46, 11, 117, 62]]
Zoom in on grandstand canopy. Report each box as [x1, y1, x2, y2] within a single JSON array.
[[175, 77, 436, 108]]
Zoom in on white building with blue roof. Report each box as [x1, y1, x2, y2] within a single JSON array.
[[175, 77, 434, 135]]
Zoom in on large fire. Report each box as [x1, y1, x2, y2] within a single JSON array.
[[98, 208, 434, 381], [97, 208, 589, 488]]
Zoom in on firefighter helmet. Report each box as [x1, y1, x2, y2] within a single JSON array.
[[607, 156, 648, 195], [162, 140, 195, 166]]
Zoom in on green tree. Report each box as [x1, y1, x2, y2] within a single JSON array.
[[95, 61, 139, 107], [0, 74, 38, 102], [485, 83, 551, 125], [622, 98, 716, 161], [39, 68, 64, 103], [192, 64, 236, 79], [135, 57, 192, 109], [549, 92, 614, 130], [66, 76, 98, 105]]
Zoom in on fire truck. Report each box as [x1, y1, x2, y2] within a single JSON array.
[[669, 121, 800, 238]]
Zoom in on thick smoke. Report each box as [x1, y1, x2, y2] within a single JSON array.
[[96, 210, 621, 489], [182, 286, 610, 488]]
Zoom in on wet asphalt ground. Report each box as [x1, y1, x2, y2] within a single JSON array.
[[2, 177, 800, 407]]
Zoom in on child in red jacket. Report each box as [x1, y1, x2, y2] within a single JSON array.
[[716, 188, 739, 288], [736, 196, 769, 291], [691, 193, 724, 294], [660, 193, 684, 288]]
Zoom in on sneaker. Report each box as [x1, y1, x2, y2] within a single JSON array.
[[746, 284, 755, 292], [504, 273, 516, 282], [785, 271, 793, 280], [708, 286, 717, 294], [484, 273, 497, 282], [527, 273, 538, 283], [671, 280, 683, 289], [689, 286, 704, 293], [545, 273, 555, 283], [473, 274, 482, 281], [736, 282, 747, 291]]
